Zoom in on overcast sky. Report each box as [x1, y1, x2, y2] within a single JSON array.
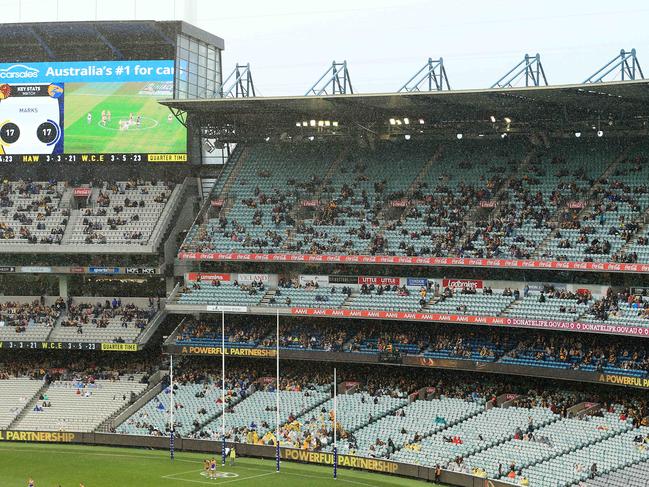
[[1, 0, 649, 95]]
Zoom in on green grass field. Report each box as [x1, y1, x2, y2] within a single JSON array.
[[63, 82, 186, 154], [0, 443, 436, 487]]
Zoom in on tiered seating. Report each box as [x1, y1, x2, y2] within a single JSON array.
[[381, 140, 514, 257], [586, 458, 649, 487], [0, 180, 67, 244], [581, 296, 649, 329], [521, 427, 649, 487], [315, 392, 408, 433], [353, 335, 423, 355], [465, 412, 630, 478], [201, 387, 329, 440], [336, 397, 483, 458], [175, 320, 268, 349], [0, 301, 61, 342], [423, 334, 504, 362], [391, 406, 556, 467], [268, 287, 347, 308], [482, 141, 614, 260], [117, 380, 240, 437], [183, 144, 338, 254], [348, 288, 426, 312], [541, 144, 643, 263], [278, 322, 347, 351], [0, 378, 44, 428], [505, 293, 591, 321], [293, 143, 430, 254], [177, 282, 265, 307], [430, 293, 514, 317], [50, 301, 154, 343], [176, 139, 649, 266], [68, 181, 175, 245], [15, 378, 147, 432]]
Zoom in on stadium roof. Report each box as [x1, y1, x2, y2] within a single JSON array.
[[0, 20, 224, 62], [162, 79, 649, 140]]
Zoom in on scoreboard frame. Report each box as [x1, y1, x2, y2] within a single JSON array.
[[0, 153, 187, 163], [0, 341, 138, 351]]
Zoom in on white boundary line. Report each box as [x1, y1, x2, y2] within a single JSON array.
[[0, 443, 401, 487]]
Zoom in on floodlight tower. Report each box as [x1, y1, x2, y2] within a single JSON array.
[[398, 57, 450, 92], [221, 63, 256, 98], [491, 53, 548, 88], [583, 49, 644, 83], [305, 61, 353, 95]]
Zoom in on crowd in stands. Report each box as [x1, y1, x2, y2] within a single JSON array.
[[180, 140, 649, 265], [176, 276, 649, 332], [586, 287, 649, 322], [0, 178, 177, 246], [0, 180, 68, 244], [173, 317, 649, 377], [3, 348, 648, 486], [0, 299, 63, 333], [61, 298, 154, 337], [0, 348, 161, 382]]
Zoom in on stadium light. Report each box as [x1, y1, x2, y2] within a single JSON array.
[[575, 132, 582, 138], [404, 134, 411, 140], [456, 133, 463, 139], [396, 120, 402, 125], [418, 119, 425, 125], [504, 117, 512, 124], [501, 133, 507, 138], [295, 122, 301, 127], [332, 121, 339, 127], [310, 120, 316, 127], [389, 118, 396, 125], [324, 121, 331, 127], [318, 121, 324, 127], [490, 115, 496, 123], [302, 121, 308, 127], [265, 136, 270, 142], [308, 135, 315, 141], [597, 130, 604, 137], [403, 118, 410, 125]]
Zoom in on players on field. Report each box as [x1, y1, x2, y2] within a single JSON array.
[[100, 110, 107, 127], [28, 478, 34, 487], [229, 446, 236, 466], [87, 112, 92, 125], [210, 457, 217, 479]]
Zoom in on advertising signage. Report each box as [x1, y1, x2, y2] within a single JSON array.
[[0, 60, 186, 163]]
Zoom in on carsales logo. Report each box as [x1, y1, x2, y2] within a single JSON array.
[[0, 64, 39, 79]]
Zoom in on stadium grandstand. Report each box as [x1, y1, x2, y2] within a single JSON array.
[[1, 7, 649, 487]]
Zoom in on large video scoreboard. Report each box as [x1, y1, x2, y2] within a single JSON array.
[[0, 60, 186, 163]]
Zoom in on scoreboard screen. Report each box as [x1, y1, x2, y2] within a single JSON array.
[[0, 60, 186, 163]]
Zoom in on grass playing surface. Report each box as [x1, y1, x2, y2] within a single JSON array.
[[63, 82, 186, 154], [0, 442, 436, 487]]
